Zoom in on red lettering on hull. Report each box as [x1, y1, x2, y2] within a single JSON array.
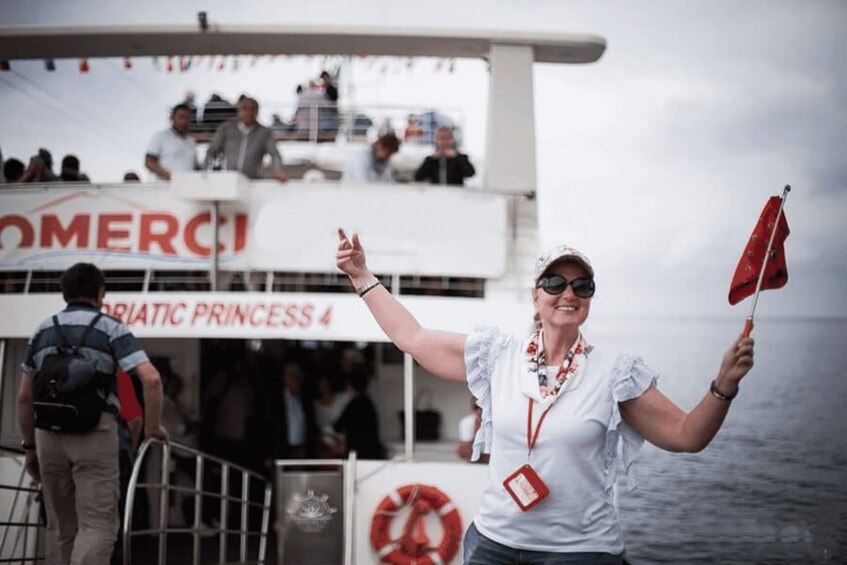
[[0, 208, 249, 259], [0, 215, 35, 249]]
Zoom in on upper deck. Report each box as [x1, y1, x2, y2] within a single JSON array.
[[0, 22, 607, 339]]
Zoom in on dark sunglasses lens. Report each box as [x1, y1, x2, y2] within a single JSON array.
[[571, 278, 595, 298], [540, 276, 567, 295], [539, 276, 595, 297]]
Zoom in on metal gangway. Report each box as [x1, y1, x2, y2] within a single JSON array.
[[124, 439, 273, 565], [0, 449, 44, 564], [0, 441, 273, 565]]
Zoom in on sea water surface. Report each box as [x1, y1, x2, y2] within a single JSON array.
[[586, 317, 847, 564]]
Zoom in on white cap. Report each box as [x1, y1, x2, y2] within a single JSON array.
[[534, 244, 594, 283]]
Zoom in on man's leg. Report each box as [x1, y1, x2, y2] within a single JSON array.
[[67, 414, 120, 565], [36, 429, 78, 564]]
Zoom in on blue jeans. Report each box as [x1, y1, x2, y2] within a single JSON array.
[[463, 522, 624, 565]]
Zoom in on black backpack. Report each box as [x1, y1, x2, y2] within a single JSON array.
[[33, 313, 111, 433]]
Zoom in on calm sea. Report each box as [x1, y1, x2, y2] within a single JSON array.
[[586, 317, 847, 564]]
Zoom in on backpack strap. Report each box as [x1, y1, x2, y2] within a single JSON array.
[[78, 312, 104, 348], [78, 312, 119, 413], [51, 315, 69, 353]]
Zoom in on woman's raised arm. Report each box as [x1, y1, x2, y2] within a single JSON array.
[[336, 229, 467, 381], [620, 334, 754, 452]]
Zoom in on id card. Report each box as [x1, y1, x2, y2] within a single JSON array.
[[503, 464, 549, 511]]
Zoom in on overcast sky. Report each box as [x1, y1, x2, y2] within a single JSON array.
[[2, 0, 845, 320]]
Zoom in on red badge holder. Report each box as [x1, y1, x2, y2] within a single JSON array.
[[503, 463, 549, 511]]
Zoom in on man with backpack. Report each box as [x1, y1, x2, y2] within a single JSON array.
[[17, 262, 168, 564]]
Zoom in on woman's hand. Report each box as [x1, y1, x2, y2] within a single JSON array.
[[336, 228, 370, 282], [715, 335, 755, 392]]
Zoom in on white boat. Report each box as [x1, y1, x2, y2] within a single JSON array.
[[0, 22, 606, 564]]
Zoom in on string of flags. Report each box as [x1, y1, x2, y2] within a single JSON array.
[[2, 55, 460, 75]]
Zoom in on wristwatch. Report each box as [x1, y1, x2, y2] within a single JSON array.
[[20, 439, 36, 450]]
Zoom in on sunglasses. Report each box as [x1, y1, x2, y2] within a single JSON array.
[[536, 275, 596, 298]]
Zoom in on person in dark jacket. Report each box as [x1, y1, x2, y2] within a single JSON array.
[[266, 360, 318, 462], [332, 366, 386, 460], [414, 127, 475, 186]]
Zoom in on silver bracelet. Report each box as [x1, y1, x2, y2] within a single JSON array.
[[355, 276, 381, 297]]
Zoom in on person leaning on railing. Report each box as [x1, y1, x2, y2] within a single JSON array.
[[145, 103, 199, 181], [204, 96, 288, 183], [341, 133, 401, 183], [413, 126, 475, 186]]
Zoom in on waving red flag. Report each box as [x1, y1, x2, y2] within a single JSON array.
[[729, 195, 790, 305]]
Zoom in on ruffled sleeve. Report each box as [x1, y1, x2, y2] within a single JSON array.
[[464, 327, 511, 462], [603, 354, 659, 497]]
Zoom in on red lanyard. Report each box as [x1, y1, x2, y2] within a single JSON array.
[[526, 398, 554, 459]]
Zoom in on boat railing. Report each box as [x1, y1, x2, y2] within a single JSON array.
[[0, 448, 44, 564], [186, 102, 465, 147], [123, 438, 273, 565], [0, 269, 485, 297]]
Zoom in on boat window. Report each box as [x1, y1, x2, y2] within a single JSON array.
[[0, 271, 27, 294], [27, 270, 63, 293], [399, 275, 484, 298], [104, 270, 146, 292]]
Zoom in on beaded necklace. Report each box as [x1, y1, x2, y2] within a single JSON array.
[[526, 330, 590, 398]]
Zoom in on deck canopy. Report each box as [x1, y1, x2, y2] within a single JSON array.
[[0, 23, 605, 63]]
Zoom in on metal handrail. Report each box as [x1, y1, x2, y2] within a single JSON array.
[[0, 452, 43, 564], [123, 439, 272, 565]]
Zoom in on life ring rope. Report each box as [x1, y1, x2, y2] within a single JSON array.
[[370, 483, 462, 565]]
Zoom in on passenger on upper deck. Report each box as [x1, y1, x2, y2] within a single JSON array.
[[19, 148, 58, 183], [3, 157, 25, 183], [320, 70, 339, 104], [319, 70, 340, 135], [145, 103, 199, 181], [403, 114, 424, 142], [294, 82, 328, 137], [198, 93, 237, 132], [60, 154, 89, 182], [341, 133, 401, 183], [414, 127, 475, 186], [180, 90, 200, 131], [205, 96, 288, 182]]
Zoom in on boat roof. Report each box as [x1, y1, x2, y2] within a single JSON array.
[[0, 23, 605, 64]]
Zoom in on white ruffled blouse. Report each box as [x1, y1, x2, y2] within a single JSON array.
[[465, 327, 658, 552]]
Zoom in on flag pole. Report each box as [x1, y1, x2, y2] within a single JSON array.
[[743, 184, 791, 337]]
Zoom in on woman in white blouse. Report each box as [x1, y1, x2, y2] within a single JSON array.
[[335, 229, 755, 565]]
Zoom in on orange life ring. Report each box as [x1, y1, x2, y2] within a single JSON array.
[[370, 483, 463, 565]]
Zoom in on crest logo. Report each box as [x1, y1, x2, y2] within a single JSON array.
[[286, 489, 337, 533]]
